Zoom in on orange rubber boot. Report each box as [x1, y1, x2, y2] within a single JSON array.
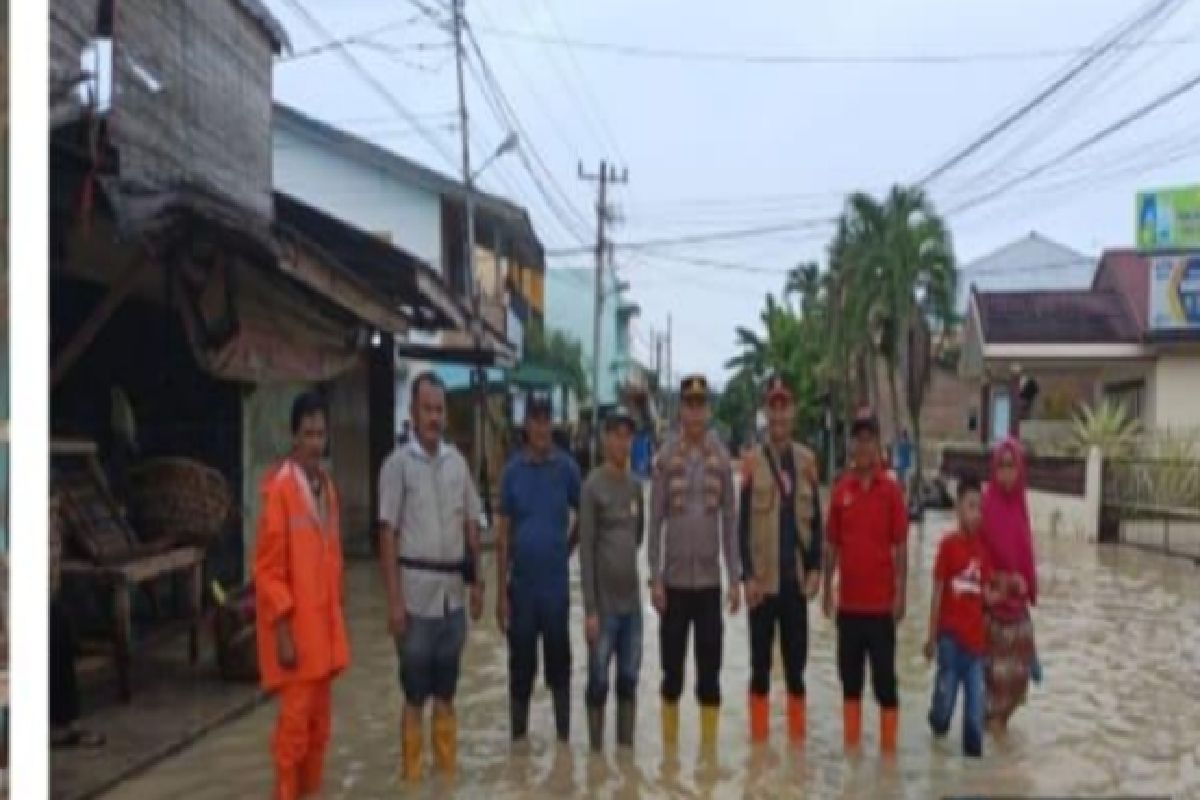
[[881, 707, 899, 755], [787, 694, 806, 742], [843, 699, 862, 750], [274, 771, 300, 800], [749, 692, 769, 743]]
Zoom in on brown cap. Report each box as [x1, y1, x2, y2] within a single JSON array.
[[680, 374, 709, 401], [763, 373, 793, 403], [850, 407, 880, 437]]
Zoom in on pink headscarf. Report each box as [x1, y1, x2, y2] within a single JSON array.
[[981, 437, 1038, 618]]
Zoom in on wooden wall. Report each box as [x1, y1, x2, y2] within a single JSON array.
[[111, 0, 274, 216]]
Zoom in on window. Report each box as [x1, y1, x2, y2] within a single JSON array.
[[1104, 380, 1145, 423]]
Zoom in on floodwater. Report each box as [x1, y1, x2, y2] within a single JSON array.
[[108, 510, 1200, 799]]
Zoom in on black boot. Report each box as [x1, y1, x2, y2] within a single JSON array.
[[510, 697, 530, 741], [552, 686, 571, 742], [587, 704, 604, 752], [616, 698, 635, 747]]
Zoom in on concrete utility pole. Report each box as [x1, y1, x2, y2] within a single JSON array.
[[578, 159, 627, 468], [452, 0, 485, 484]]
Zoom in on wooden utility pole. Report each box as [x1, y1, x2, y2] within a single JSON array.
[[578, 159, 627, 467]]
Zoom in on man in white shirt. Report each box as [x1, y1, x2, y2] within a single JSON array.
[[379, 372, 484, 781]]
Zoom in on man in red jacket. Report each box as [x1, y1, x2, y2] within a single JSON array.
[[822, 408, 908, 755], [255, 392, 351, 799]]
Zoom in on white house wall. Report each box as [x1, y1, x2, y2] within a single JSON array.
[[1152, 354, 1200, 431], [272, 125, 444, 268]]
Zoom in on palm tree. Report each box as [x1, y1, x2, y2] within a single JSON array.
[[837, 186, 957, 492]]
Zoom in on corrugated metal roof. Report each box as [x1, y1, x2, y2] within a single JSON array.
[[975, 289, 1140, 344]]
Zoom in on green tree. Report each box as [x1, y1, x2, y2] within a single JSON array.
[[714, 367, 758, 450], [725, 284, 826, 446], [522, 324, 588, 401], [836, 185, 957, 491]]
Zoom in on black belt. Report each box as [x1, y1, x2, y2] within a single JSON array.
[[398, 556, 467, 574]]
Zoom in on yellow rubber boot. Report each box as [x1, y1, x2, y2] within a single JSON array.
[[661, 701, 680, 748], [700, 705, 720, 748], [401, 712, 423, 782], [432, 707, 457, 776]]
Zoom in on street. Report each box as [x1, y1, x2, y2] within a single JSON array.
[[102, 510, 1200, 799]]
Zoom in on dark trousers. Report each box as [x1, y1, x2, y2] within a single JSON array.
[[836, 612, 898, 708], [50, 596, 80, 727], [659, 586, 722, 706], [749, 580, 808, 697], [508, 587, 572, 703]]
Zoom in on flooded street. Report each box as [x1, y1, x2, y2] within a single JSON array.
[[108, 511, 1200, 799]]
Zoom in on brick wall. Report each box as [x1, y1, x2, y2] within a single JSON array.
[[921, 365, 978, 446]]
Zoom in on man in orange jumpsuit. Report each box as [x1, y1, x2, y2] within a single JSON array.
[[256, 391, 351, 799]]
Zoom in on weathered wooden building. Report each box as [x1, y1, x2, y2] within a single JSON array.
[[49, 0, 472, 577]]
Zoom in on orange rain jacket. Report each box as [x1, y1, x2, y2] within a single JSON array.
[[255, 460, 351, 692]]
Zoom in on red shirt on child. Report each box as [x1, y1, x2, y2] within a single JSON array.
[[933, 530, 992, 654]]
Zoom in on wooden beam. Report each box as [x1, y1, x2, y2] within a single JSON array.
[[277, 240, 408, 336], [51, 256, 153, 388]]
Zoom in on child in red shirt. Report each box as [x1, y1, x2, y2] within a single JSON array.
[[924, 476, 1001, 757]]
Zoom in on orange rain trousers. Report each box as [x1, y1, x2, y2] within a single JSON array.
[[255, 460, 350, 799]]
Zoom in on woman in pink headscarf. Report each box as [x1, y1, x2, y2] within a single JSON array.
[[981, 438, 1039, 732]]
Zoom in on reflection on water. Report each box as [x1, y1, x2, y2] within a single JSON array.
[[108, 512, 1200, 799]]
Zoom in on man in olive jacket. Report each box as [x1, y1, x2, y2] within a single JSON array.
[[739, 373, 823, 744]]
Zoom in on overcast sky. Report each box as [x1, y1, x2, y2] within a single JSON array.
[[266, 0, 1200, 386]]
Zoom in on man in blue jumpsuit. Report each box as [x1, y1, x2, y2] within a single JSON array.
[[495, 389, 582, 742]]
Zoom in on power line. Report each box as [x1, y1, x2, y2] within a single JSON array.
[[281, 0, 460, 171], [463, 24, 594, 243], [462, 51, 590, 245], [943, 1, 1188, 196], [533, 0, 628, 165], [278, 14, 427, 62], [948, 68, 1200, 217], [470, 23, 1197, 66], [546, 216, 836, 255], [916, 0, 1184, 187]]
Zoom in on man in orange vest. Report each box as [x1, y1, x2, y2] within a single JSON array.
[[255, 392, 351, 799]]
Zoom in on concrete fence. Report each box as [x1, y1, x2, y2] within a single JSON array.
[[940, 445, 1103, 542]]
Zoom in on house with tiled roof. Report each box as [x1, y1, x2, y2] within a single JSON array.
[[961, 248, 1200, 444]]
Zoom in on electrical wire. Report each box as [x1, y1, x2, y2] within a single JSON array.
[[916, 0, 1184, 187], [278, 14, 427, 63], [280, 0, 460, 171], [463, 25, 594, 243], [948, 68, 1200, 217], [945, 1, 1189, 195], [469, 23, 1198, 66], [547, 216, 836, 255]]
